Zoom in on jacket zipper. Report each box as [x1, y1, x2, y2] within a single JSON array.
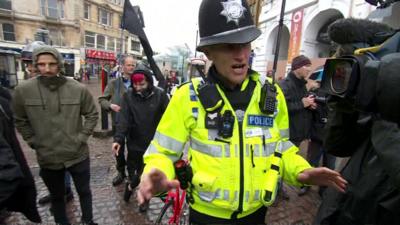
[[232, 120, 244, 220]]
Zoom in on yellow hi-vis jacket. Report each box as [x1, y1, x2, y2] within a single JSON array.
[[143, 72, 311, 219]]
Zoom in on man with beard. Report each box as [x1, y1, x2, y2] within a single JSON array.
[[13, 45, 98, 225]]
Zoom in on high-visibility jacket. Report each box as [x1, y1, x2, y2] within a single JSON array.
[[143, 72, 311, 219]]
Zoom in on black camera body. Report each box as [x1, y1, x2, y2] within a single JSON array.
[[308, 92, 327, 105], [218, 110, 235, 139], [320, 31, 400, 115]]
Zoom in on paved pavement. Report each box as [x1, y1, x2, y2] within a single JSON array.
[[5, 77, 322, 225]]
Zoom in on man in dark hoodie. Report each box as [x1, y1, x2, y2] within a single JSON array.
[[0, 85, 41, 224], [12, 45, 99, 225], [112, 66, 169, 206]]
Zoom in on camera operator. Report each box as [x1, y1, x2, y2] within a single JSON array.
[[314, 18, 400, 225]]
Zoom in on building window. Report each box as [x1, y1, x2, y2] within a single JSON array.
[[41, 0, 64, 19], [116, 39, 121, 53], [0, 0, 11, 10], [49, 29, 64, 46], [85, 31, 95, 48], [84, 3, 90, 20], [97, 34, 105, 50], [107, 37, 115, 51], [98, 8, 112, 26], [2, 23, 15, 41], [131, 40, 140, 52]]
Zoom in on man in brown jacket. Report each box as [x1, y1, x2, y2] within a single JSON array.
[[13, 45, 98, 225], [98, 55, 136, 186]]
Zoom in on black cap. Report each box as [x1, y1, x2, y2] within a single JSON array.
[[197, 0, 261, 51]]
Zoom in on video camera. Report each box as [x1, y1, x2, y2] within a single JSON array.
[[320, 18, 400, 121]]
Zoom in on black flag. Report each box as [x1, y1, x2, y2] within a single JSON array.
[[122, 1, 166, 89]]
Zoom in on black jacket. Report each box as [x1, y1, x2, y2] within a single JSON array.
[[279, 71, 312, 143], [114, 86, 169, 152], [0, 86, 41, 223], [314, 102, 400, 225]]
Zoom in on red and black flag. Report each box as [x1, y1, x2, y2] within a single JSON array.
[[122, 0, 166, 89]]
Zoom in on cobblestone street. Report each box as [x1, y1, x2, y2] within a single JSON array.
[[5, 78, 322, 225]]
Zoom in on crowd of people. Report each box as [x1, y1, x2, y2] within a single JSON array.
[[1, 0, 399, 225]]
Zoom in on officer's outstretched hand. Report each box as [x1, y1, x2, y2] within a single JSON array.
[[297, 167, 348, 193], [137, 168, 180, 206]]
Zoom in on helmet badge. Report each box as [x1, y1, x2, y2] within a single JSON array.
[[220, 0, 246, 26]]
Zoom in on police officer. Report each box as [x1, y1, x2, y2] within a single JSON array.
[[137, 0, 347, 224]]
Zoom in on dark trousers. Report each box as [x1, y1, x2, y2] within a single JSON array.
[[307, 140, 336, 169], [126, 150, 144, 186], [113, 125, 126, 175], [40, 158, 93, 225], [115, 141, 126, 175]]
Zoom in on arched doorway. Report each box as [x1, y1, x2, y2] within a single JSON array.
[[265, 25, 290, 79], [303, 9, 343, 60]]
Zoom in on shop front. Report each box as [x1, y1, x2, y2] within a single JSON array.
[[84, 49, 116, 79]]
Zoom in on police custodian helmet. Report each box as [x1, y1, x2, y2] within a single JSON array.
[[197, 0, 261, 51]]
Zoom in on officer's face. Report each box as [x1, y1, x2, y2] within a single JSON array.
[[205, 43, 251, 88]]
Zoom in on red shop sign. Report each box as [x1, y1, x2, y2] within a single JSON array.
[[86, 49, 115, 60]]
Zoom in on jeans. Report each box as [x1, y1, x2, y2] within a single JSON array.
[[40, 158, 93, 225]]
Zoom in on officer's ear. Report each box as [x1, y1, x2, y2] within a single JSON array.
[[202, 46, 213, 61]]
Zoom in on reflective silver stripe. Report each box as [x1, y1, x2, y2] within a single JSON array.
[[190, 138, 222, 157], [144, 143, 158, 155], [225, 144, 230, 158], [280, 141, 294, 153], [245, 191, 250, 202], [145, 143, 180, 162], [275, 141, 283, 153], [253, 144, 261, 157], [234, 191, 238, 202], [215, 189, 222, 199], [155, 132, 184, 153], [254, 190, 260, 201], [235, 145, 239, 157], [246, 144, 250, 157], [263, 128, 272, 139], [198, 191, 217, 202], [223, 190, 229, 201], [208, 129, 219, 141], [280, 129, 289, 138], [262, 143, 276, 156]]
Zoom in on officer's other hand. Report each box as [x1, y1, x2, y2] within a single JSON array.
[[112, 143, 120, 156], [297, 167, 348, 193], [137, 168, 180, 206], [110, 104, 121, 112]]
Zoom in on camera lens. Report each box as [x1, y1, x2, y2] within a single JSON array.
[[330, 61, 352, 94]]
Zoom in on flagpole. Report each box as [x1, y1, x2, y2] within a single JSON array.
[[271, 0, 286, 85]]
